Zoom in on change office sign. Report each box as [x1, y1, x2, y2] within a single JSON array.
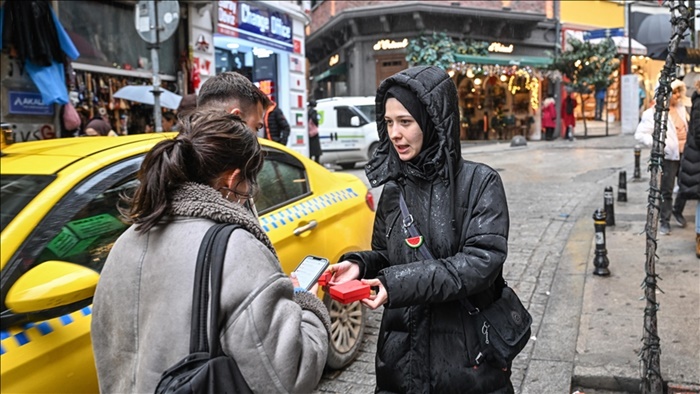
[[219, 1, 293, 52], [9, 91, 54, 116]]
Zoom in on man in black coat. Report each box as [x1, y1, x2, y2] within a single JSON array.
[[263, 101, 290, 146]]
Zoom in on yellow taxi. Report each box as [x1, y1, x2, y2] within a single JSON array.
[[0, 134, 375, 393]]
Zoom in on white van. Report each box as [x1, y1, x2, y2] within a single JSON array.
[[315, 96, 379, 170]]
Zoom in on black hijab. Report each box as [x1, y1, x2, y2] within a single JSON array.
[[384, 85, 440, 180]]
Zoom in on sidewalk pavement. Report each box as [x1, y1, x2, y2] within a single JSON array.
[[569, 168, 699, 393]]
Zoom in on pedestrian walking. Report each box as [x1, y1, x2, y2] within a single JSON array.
[[635, 79, 688, 236], [562, 92, 577, 140], [594, 88, 606, 121], [197, 71, 271, 133], [326, 66, 513, 393], [678, 80, 700, 257], [263, 100, 291, 146], [541, 96, 556, 141], [91, 109, 330, 393], [308, 99, 322, 163]]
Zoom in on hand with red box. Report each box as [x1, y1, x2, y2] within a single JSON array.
[[329, 280, 371, 304]]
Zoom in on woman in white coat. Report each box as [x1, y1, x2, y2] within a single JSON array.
[[635, 79, 688, 235]]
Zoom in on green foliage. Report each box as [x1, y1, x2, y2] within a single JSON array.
[[406, 32, 489, 69], [549, 37, 620, 94]]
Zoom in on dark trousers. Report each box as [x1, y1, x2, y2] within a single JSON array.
[[660, 159, 680, 224], [544, 127, 554, 140], [673, 153, 686, 215]]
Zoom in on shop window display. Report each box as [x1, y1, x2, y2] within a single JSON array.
[[450, 64, 542, 141]]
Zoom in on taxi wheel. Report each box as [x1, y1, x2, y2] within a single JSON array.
[[323, 293, 367, 369]]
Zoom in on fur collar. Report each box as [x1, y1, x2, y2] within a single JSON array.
[[169, 182, 277, 257]]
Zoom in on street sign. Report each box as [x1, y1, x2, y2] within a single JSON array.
[[583, 28, 624, 41], [135, 0, 180, 44]]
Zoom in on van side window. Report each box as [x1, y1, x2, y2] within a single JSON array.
[[337, 107, 364, 127]]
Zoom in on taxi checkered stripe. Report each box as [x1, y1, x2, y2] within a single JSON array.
[[260, 188, 359, 233], [0, 306, 92, 356]]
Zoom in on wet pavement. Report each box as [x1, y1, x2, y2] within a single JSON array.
[[314, 129, 699, 394]]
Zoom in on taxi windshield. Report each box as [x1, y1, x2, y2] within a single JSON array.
[[1, 175, 55, 232]]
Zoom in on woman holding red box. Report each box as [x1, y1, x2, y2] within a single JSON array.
[[329, 66, 512, 393]]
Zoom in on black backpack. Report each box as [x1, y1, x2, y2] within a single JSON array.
[[154, 223, 252, 394]]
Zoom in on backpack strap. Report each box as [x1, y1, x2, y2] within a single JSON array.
[[189, 223, 241, 354]]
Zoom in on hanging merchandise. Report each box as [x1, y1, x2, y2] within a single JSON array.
[[1, 0, 80, 105]]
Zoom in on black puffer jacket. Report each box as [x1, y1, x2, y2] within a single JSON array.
[[679, 91, 700, 200], [264, 103, 290, 145], [342, 66, 511, 393]]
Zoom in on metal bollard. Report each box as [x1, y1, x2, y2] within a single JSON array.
[[618, 171, 627, 202], [592, 209, 611, 276], [633, 145, 641, 180], [604, 186, 615, 226]]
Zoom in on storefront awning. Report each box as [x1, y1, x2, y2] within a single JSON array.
[[453, 54, 552, 68], [314, 63, 347, 81]]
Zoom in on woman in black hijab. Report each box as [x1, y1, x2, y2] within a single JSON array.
[[327, 66, 513, 393]]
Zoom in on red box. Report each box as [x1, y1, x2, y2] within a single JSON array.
[[317, 271, 333, 287], [329, 280, 371, 304]]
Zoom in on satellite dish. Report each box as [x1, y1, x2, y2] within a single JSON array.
[[135, 0, 180, 44]]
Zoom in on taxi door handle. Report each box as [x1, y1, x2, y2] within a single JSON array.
[[293, 220, 318, 236]]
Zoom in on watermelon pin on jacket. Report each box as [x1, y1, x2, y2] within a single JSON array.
[[405, 236, 423, 248]]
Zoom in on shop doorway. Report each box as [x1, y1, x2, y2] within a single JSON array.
[[375, 54, 407, 88]]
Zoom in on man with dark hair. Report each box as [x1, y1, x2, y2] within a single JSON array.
[[197, 72, 271, 133]]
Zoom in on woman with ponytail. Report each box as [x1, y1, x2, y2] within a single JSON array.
[[91, 109, 330, 393]]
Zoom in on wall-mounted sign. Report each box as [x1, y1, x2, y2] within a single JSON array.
[[329, 54, 340, 67], [488, 42, 514, 54], [9, 91, 54, 116], [9, 123, 56, 142], [373, 38, 408, 51], [217, 1, 294, 52]]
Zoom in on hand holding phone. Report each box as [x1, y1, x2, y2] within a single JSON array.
[[293, 255, 330, 290]]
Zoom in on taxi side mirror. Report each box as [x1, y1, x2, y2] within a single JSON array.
[[6, 261, 99, 314]]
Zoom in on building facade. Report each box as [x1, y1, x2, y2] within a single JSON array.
[[1, 0, 312, 156], [306, 0, 557, 100]]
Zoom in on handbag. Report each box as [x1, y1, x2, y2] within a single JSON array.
[[154, 223, 252, 394], [398, 192, 531, 368], [308, 118, 319, 137], [62, 102, 81, 131]]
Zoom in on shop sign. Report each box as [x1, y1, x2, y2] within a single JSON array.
[[293, 39, 302, 54], [329, 54, 340, 67], [488, 42, 514, 54], [373, 39, 408, 51], [8, 92, 54, 116], [10, 123, 56, 142], [217, 1, 294, 52], [217, 1, 239, 37]]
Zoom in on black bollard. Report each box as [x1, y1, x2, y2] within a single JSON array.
[[604, 186, 615, 226], [592, 209, 611, 276], [633, 145, 641, 180], [618, 171, 627, 202]]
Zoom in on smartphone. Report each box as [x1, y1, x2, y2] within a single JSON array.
[[294, 255, 330, 290]]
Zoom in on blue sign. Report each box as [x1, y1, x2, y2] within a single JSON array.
[[237, 2, 293, 52], [583, 28, 625, 41], [8, 91, 55, 116]]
